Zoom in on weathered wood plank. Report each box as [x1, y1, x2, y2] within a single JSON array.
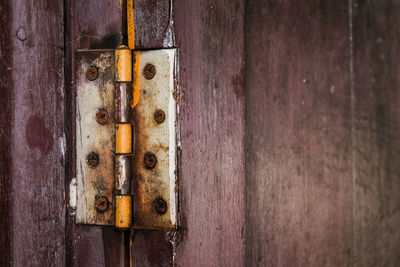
[[130, 1, 175, 265], [0, 0, 14, 265], [174, 0, 246, 266], [66, 1, 126, 266], [131, 230, 173, 266], [352, 1, 400, 266], [134, 0, 174, 49], [245, 1, 352, 266], [0, 0, 65, 265]]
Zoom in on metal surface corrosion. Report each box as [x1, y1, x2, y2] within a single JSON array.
[[75, 50, 115, 225], [132, 49, 178, 229]]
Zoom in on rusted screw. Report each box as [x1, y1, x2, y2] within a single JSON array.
[[95, 195, 109, 213], [143, 64, 156, 80], [86, 66, 99, 81], [96, 108, 109, 125], [154, 109, 165, 124], [143, 152, 157, 169], [153, 197, 167, 215], [87, 152, 99, 168]]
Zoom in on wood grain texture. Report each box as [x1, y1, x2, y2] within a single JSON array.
[[174, 0, 246, 266], [0, 0, 14, 265], [131, 230, 173, 266], [352, 1, 400, 266], [134, 0, 174, 49], [0, 0, 66, 265], [245, 1, 352, 266]]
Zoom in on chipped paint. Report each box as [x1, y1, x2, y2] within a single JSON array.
[[132, 49, 178, 229], [69, 177, 77, 212], [75, 50, 115, 225]]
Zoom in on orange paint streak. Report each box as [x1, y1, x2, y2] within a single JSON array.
[[132, 51, 140, 107], [116, 47, 132, 82], [116, 123, 132, 154], [115, 195, 132, 229], [127, 0, 135, 50]]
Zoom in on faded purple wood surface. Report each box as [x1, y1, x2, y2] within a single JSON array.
[[246, 1, 400, 266], [174, 0, 246, 266], [352, 1, 400, 266], [0, 0, 14, 265], [245, 1, 352, 266], [0, 0, 66, 266]]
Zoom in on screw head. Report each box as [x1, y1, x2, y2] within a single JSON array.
[[95, 195, 109, 213], [154, 109, 165, 124], [153, 197, 167, 215], [143, 64, 156, 80], [143, 152, 157, 169], [86, 66, 99, 81], [87, 152, 99, 168], [96, 108, 109, 125]]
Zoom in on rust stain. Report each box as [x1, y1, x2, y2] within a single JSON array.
[[132, 49, 177, 229], [75, 51, 115, 225]]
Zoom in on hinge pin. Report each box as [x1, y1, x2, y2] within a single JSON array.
[[115, 45, 133, 230]]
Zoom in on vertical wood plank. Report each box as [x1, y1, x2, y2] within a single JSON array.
[[245, 1, 352, 266], [67, 1, 175, 266], [130, 1, 175, 266], [0, 0, 66, 265], [134, 0, 174, 49], [66, 1, 126, 266], [174, 0, 246, 266], [352, 1, 400, 266], [0, 0, 14, 265]]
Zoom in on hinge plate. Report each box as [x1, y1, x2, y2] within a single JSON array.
[[75, 49, 178, 229]]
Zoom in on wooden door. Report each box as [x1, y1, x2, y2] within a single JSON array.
[[1, 0, 399, 266]]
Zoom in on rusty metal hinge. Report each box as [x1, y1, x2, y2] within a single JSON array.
[[73, 47, 178, 230]]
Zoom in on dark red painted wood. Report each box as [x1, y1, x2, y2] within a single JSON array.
[[352, 1, 400, 266], [134, 0, 174, 49], [0, 0, 66, 265], [0, 0, 14, 265], [245, 1, 352, 266], [174, 0, 246, 266]]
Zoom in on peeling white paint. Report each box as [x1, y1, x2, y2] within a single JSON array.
[[134, 49, 178, 229], [69, 177, 77, 212]]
